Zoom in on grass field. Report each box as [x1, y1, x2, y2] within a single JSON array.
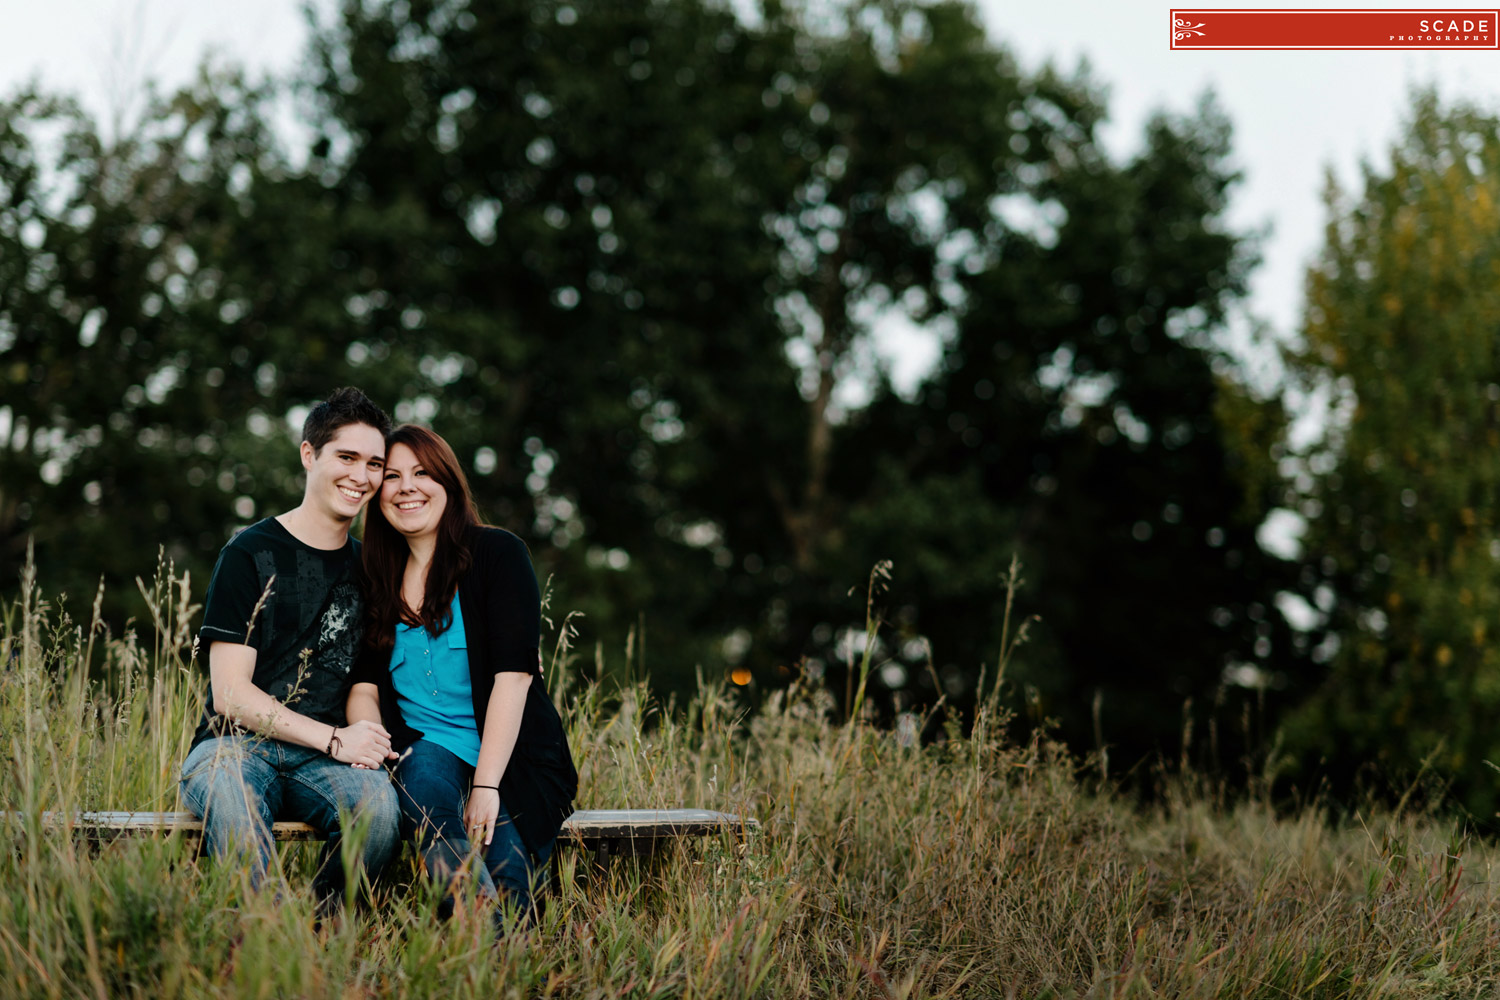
[[3, 553, 1500, 999]]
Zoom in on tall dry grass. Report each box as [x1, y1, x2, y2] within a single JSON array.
[[1, 550, 1499, 998]]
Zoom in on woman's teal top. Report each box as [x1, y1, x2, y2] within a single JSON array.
[[389, 592, 480, 766]]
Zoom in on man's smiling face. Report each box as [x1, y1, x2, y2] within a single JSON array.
[[301, 422, 386, 523]]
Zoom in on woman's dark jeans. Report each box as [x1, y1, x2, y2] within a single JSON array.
[[393, 739, 552, 924]]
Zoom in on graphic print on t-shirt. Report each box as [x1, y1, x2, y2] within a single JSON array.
[[313, 579, 361, 678]]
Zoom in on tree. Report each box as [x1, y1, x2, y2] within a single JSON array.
[[2, 1, 1294, 775], [0, 78, 326, 618], [1284, 92, 1500, 813], [297, 0, 812, 670], [297, 0, 1113, 689], [823, 94, 1298, 760]]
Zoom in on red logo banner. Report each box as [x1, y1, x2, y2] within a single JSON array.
[[1170, 9, 1499, 49]]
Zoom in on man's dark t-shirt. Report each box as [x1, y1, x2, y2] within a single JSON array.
[[191, 517, 364, 750]]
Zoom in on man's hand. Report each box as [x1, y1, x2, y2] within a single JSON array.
[[332, 719, 397, 768], [465, 786, 501, 845]]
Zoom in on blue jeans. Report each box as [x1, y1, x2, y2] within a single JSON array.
[[394, 740, 553, 921], [180, 735, 400, 904]]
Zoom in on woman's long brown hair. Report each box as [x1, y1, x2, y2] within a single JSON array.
[[361, 424, 482, 653]]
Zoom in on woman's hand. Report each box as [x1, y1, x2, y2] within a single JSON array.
[[465, 785, 502, 845]]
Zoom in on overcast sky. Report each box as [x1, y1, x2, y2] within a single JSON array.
[[3, 0, 1496, 394]]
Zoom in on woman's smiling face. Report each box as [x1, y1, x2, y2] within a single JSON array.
[[380, 442, 449, 542]]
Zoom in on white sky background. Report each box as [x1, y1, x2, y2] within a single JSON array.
[[2, 0, 1497, 399]]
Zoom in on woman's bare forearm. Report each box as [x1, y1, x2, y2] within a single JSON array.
[[473, 672, 531, 788]]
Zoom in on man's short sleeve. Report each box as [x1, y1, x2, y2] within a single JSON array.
[[198, 542, 270, 651]]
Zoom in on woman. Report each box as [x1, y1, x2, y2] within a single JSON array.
[[349, 424, 577, 924]]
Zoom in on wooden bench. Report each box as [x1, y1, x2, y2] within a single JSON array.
[[23, 808, 759, 859]]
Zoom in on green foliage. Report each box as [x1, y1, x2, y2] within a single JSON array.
[[845, 93, 1296, 757], [0, 76, 344, 621], [0, 0, 1287, 765], [1285, 91, 1500, 814]]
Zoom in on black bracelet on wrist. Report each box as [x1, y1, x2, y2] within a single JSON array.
[[325, 725, 342, 758], [471, 784, 500, 793]]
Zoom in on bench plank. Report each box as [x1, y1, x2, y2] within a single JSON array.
[[20, 809, 758, 852], [564, 809, 760, 839], [35, 811, 324, 841]]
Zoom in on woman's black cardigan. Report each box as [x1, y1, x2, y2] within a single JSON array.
[[355, 526, 578, 855]]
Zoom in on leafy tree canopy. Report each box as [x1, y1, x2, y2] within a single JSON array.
[[0, 0, 1289, 771], [1284, 91, 1500, 814]]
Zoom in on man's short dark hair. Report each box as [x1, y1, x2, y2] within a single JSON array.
[[301, 387, 392, 453]]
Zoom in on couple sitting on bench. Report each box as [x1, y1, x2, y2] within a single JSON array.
[[179, 387, 577, 928]]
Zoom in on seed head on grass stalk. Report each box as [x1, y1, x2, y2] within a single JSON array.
[[549, 609, 585, 709], [81, 574, 105, 679], [845, 560, 892, 727], [242, 574, 275, 648], [19, 536, 43, 671], [221, 642, 313, 757], [982, 554, 1038, 716]]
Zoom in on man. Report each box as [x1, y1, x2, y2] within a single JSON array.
[[180, 387, 399, 907]]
